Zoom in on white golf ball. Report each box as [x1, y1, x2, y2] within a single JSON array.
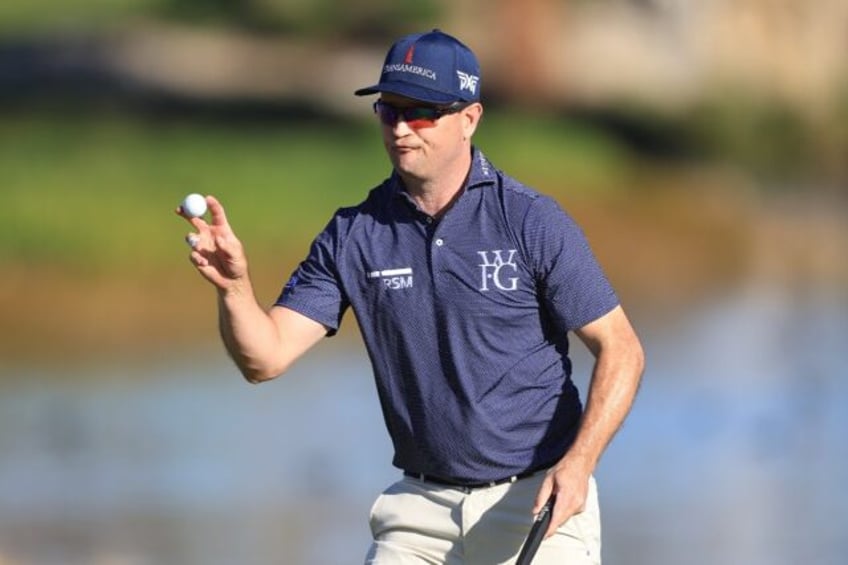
[[181, 193, 207, 218]]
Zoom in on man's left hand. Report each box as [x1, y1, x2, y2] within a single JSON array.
[[532, 456, 592, 538]]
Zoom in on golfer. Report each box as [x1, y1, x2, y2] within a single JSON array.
[[180, 29, 644, 564]]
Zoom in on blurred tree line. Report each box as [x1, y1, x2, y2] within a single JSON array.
[[156, 0, 441, 40], [1, 0, 846, 186], [0, 0, 441, 39]]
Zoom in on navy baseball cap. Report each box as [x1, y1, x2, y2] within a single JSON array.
[[355, 29, 481, 105]]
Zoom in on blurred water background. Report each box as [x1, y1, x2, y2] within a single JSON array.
[[2, 1, 847, 564]]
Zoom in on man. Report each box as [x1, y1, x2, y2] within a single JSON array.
[[179, 29, 643, 564]]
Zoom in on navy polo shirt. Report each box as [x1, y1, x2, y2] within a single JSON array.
[[277, 148, 619, 483]]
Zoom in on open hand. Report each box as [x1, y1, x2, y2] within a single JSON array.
[[176, 195, 248, 291]]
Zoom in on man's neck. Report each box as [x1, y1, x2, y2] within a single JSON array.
[[400, 149, 473, 218]]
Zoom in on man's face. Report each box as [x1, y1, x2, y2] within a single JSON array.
[[375, 93, 480, 183]]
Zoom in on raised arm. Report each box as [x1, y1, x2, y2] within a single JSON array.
[[178, 195, 327, 383], [535, 304, 645, 537]]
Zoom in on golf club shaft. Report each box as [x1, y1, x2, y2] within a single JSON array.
[[515, 494, 555, 565]]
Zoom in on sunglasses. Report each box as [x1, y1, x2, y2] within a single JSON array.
[[373, 100, 469, 129]]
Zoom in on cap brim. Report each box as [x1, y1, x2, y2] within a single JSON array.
[[353, 85, 381, 96], [354, 81, 460, 105]]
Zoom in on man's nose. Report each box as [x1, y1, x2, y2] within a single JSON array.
[[390, 117, 415, 135]]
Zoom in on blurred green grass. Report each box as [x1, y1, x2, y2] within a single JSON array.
[[1, 109, 630, 273]]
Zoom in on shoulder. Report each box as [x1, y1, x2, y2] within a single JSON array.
[[485, 164, 574, 232], [478, 158, 591, 262]]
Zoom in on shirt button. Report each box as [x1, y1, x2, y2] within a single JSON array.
[[435, 238, 444, 246], [425, 217, 434, 224]]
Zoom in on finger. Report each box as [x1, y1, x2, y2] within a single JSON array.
[[532, 476, 555, 515], [185, 233, 200, 250], [206, 195, 230, 227], [176, 205, 213, 238], [189, 252, 232, 289], [545, 495, 569, 538], [545, 486, 588, 538], [188, 248, 209, 267], [213, 231, 240, 253], [175, 203, 193, 218]]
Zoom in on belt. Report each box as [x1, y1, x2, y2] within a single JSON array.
[[403, 468, 542, 491]]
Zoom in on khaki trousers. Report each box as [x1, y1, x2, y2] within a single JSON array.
[[364, 472, 601, 564]]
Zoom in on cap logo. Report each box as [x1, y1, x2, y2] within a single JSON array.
[[457, 70, 479, 94], [384, 43, 436, 82]]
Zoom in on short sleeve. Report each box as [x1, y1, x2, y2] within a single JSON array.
[[522, 196, 619, 332], [275, 214, 350, 335]]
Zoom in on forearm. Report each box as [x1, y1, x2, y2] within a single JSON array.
[[179, 195, 318, 381], [565, 343, 644, 473], [217, 277, 285, 383], [536, 315, 644, 535]]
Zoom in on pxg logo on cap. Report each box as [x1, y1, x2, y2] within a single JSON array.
[[355, 29, 481, 105]]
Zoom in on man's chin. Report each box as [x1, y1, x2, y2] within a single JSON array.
[[391, 157, 425, 181]]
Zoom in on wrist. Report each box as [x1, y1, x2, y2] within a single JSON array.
[[558, 444, 598, 476], [218, 275, 252, 301]]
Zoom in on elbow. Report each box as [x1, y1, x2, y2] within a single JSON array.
[[240, 360, 291, 385], [243, 371, 275, 385]]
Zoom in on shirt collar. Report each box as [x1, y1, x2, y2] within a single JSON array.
[[465, 146, 497, 190]]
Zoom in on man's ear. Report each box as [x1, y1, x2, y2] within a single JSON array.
[[462, 103, 484, 140]]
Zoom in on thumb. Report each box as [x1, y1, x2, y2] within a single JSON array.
[[206, 195, 231, 229]]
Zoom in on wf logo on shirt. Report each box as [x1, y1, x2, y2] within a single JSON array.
[[478, 250, 519, 291]]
